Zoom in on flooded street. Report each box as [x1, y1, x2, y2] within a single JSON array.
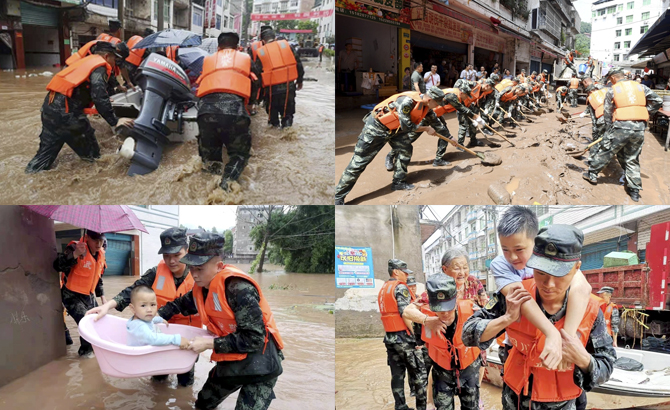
[[335, 102, 670, 205], [336, 338, 670, 410], [0, 56, 334, 205], [0, 266, 335, 410]]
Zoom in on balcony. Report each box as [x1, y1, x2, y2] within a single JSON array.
[[549, 0, 572, 21], [174, 0, 189, 10], [534, 1, 562, 41]]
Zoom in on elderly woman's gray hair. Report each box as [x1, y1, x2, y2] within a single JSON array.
[[441, 247, 468, 267]]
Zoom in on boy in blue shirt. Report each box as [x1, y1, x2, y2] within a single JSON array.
[[126, 285, 190, 348]]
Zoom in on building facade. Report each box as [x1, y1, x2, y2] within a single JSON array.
[[233, 205, 264, 260], [311, 0, 333, 45], [589, 0, 669, 72]]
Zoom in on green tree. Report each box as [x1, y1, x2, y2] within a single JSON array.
[[576, 21, 591, 56], [297, 20, 318, 32], [211, 226, 218, 234], [223, 230, 234, 254]]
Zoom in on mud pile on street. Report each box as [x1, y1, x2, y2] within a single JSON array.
[[335, 105, 670, 204], [0, 57, 334, 204]]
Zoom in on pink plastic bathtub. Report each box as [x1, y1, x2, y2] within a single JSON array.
[[79, 314, 213, 378]]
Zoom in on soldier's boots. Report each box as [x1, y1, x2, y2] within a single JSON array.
[[466, 139, 485, 148], [202, 161, 224, 176], [582, 172, 598, 185], [433, 158, 450, 167], [482, 127, 494, 136], [177, 370, 195, 387], [385, 152, 395, 172], [152, 375, 169, 382], [220, 158, 246, 192], [281, 115, 294, 128], [65, 329, 73, 346], [391, 182, 415, 191], [78, 345, 93, 356], [335, 198, 345, 205], [626, 187, 640, 202]]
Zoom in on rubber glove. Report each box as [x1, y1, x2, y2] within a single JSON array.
[[579, 112, 587, 118]]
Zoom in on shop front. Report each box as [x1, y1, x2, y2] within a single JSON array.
[[473, 28, 505, 73]]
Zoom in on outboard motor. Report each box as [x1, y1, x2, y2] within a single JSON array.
[[119, 53, 195, 176]]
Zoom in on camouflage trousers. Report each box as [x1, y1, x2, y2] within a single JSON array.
[[197, 113, 252, 183], [559, 62, 577, 78], [568, 89, 578, 107], [494, 101, 517, 124], [388, 117, 450, 162], [588, 127, 644, 190], [26, 96, 100, 173], [409, 346, 429, 397], [587, 121, 607, 165], [502, 382, 577, 410], [335, 116, 412, 201], [266, 87, 296, 127], [432, 357, 481, 410], [61, 287, 98, 353], [457, 111, 478, 145], [556, 95, 565, 110], [386, 342, 427, 410], [152, 355, 198, 386], [195, 370, 278, 410]]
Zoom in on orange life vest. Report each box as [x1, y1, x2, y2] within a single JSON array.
[[257, 39, 298, 87], [193, 265, 284, 362], [250, 40, 263, 62], [462, 83, 492, 107], [126, 36, 146, 67], [64, 238, 106, 295], [97, 33, 122, 44], [612, 81, 648, 121], [519, 73, 526, 82], [378, 280, 411, 334], [504, 279, 600, 403], [539, 73, 547, 83], [166, 46, 179, 63], [196, 49, 253, 101], [495, 79, 514, 93], [598, 299, 616, 337], [500, 88, 518, 102], [421, 301, 480, 371], [47, 54, 112, 98], [318, 45, 324, 53], [432, 88, 464, 117], [556, 86, 568, 96], [373, 92, 430, 130], [496, 333, 506, 347], [67, 36, 121, 66], [588, 88, 608, 119], [152, 261, 202, 328], [532, 83, 541, 93], [569, 78, 580, 89]]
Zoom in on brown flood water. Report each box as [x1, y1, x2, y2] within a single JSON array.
[[336, 338, 670, 410], [0, 266, 335, 409], [0, 57, 334, 205]]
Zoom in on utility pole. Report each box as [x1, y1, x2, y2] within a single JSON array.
[[158, 0, 165, 31], [119, 0, 125, 40], [257, 205, 275, 273]]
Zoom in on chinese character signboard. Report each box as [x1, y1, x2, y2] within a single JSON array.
[[411, 10, 472, 44], [336, 0, 410, 27], [475, 29, 506, 53], [251, 9, 334, 20], [335, 246, 375, 288], [205, 0, 217, 28]]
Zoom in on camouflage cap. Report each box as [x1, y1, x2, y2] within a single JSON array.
[[484, 78, 495, 87], [406, 275, 417, 286], [158, 227, 188, 254], [115, 42, 130, 60], [388, 258, 413, 275], [490, 73, 500, 82], [606, 66, 624, 79], [86, 230, 106, 240], [597, 286, 615, 294], [427, 86, 445, 102], [543, 69, 548, 73], [95, 41, 123, 59], [427, 274, 457, 312], [521, 69, 526, 72], [512, 76, 520, 83], [526, 224, 583, 277], [180, 232, 225, 266], [457, 81, 473, 97]]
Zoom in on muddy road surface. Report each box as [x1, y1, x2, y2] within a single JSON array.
[[335, 103, 670, 205], [0, 57, 334, 205], [0, 267, 335, 409]]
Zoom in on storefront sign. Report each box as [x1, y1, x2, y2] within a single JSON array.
[[356, 0, 403, 13], [410, 9, 472, 45], [335, 246, 375, 288], [530, 42, 543, 59], [336, 0, 410, 27], [204, 0, 216, 29], [251, 9, 333, 21], [475, 28, 505, 53]]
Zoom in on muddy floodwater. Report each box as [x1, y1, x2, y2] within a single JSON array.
[[336, 338, 670, 410], [0, 57, 334, 205], [0, 266, 335, 409], [335, 101, 670, 205]]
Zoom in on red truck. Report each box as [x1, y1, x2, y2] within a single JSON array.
[[583, 221, 670, 340]]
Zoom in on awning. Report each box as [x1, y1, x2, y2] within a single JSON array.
[[630, 59, 652, 69], [628, 7, 670, 57]]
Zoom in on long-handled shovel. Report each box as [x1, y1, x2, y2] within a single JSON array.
[[485, 113, 518, 137], [499, 106, 527, 132], [434, 134, 502, 166], [470, 115, 514, 147], [566, 137, 603, 158]]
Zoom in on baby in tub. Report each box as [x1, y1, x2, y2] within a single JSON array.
[[127, 285, 190, 349]]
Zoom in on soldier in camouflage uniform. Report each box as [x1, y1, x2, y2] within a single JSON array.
[[463, 225, 616, 410], [158, 233, 283, 410], [494, 78, 522, 126], [335, 87, 446, 204], [86, 227, 198, 386], [379, 260, 427, 410], [596, 287, 620, 347], [555, 85, 569, 111], [55, 230, 107, 356], [451, 79, 486, 148], [405, 275, 429, 398], [579, 78, 607, 161], [583, 67, 662, 202]]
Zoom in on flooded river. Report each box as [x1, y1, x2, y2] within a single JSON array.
[[336, 338, 670, 410], [0, 57, 334, 205], [0, 266, 335, 409]]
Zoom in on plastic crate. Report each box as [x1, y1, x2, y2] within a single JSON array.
[[603, 251, 639, 268]]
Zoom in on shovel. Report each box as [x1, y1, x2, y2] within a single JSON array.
[[471, 116, 515, 147], [499, 106, 527, 133], [485, 113, 518, 137], [433, 134, 502, 166], [566, 137, 603, 158]]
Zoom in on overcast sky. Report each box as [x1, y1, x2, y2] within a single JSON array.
[[573, 0, 596, 22], [179, 206, 237, 231]]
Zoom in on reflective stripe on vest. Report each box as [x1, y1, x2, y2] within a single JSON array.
[[569, 78, 580, 89], [152, 261, 201, 328], [612, 81, 649, 121], [258, 40, 298, 87], [126, 36, 146, 67], [495, 79, 513, 93], [47, 55, 112, 98], [378, 280, 411, 334], [600, 300, 615, 337], [504, 279, 600, 403], [373, 92, 428, 130], [193, 265, 284, 362], [64, 238, 106, 295], [97, 33, 121, 44], [421, 301, 480, 371], [588, 88, 608, 119], [250, 41, 263, 62], [196, 49, 252, 101]]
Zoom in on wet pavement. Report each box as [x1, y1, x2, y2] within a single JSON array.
[[335, 98, 670, 205], [0, 266, 335, 409], [336, 338, 670, 410], [0, 56, 334, 205]]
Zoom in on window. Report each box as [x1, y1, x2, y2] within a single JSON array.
[[216, 14, 221, 29], [641, 11, 649, 19], [217, 0, 222, 6], [641, 25, 649, 33], [617, 17, 622, 24], [223, 0, 229, 9], [614, 42, 621, 49], [616, 29, 622, 36], [192, 9, 203, 26], [290, 0, 298, 7], [627, 1, 634, 9], [592, 11, 596, 18], [91, 0, 118, 8], [617, 4, 623, 11], [597, 9, 606, 16], [607, 6, 616, 13], [626, 15, 633, 23], [624, 55, 629, 61], [153, 0, 170, 23], [625, 28, 632, 35], [624, 41, 631, 48], [614, 54, 620, 61], [643, 0, 650, 5]]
